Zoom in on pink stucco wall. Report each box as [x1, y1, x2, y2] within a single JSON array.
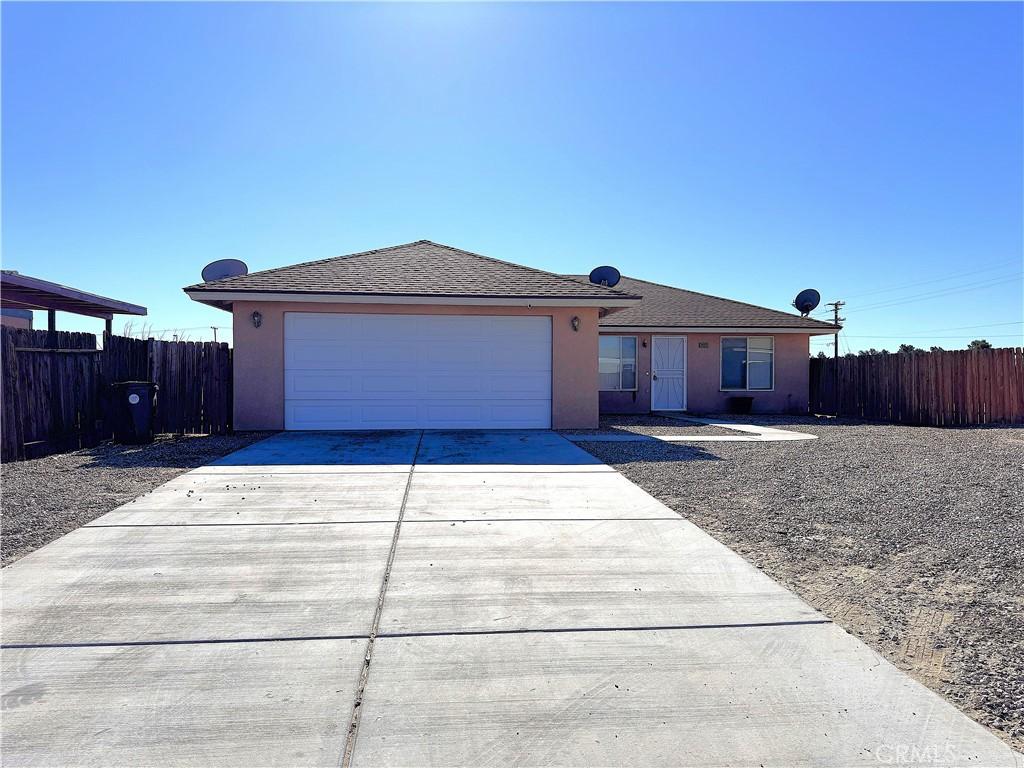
[[231, 301, 600, 430], [598, 332, 812, 415]]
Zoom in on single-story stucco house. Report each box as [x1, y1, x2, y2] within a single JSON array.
[[185, 241, 838, 430]]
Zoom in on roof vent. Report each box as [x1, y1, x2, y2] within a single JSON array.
[[588, 265, 621, 288]]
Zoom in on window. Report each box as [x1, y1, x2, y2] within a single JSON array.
[[721, 337, 774, 391], [599, 336, 637, 391]]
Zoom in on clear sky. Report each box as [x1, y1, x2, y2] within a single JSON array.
[[3, 2, 1021, 352]]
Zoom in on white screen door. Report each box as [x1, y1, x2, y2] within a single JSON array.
[[651, 336, 686, 411]]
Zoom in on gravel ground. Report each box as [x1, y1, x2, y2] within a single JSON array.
[[1, 432, 275, 566], [561, 414, 739, 436], [575, 416, 1024, 751]]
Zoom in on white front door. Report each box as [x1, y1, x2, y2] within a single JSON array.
[[651, 335, 686, 411], [284, 312, 552, 430]]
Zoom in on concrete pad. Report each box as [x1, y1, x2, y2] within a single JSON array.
[[403, 471, 679, 521], [1, 523, 394, 644], [194, 430, 420, 474], [353, 625, 1019, 768], [89, 472, 408, 526], [1, 638, 363, 767], [415, 431, 610, 473], [380, 519, 820, 634]]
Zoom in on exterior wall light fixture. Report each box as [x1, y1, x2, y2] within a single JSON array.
[[571, 316, 580, 332], [251, 310, 263, 328]]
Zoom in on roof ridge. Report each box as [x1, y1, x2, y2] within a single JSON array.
[[420, 241, 635, 298], [192, 240, 433, 287], [618, 274, 837, 327]]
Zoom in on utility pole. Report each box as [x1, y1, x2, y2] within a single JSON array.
[[211, 326, 219, 343], [825, 301, 845, 415]]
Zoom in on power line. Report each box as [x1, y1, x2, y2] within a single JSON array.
[[900, 320, 1022, 332], [806, 259, 1020, 314], [839, 273, 1022, 314], [839, 259, 1019, 300]]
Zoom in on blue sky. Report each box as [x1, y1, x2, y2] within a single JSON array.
[[3, 2, 1021, 352]]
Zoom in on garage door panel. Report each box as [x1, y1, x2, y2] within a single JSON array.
[[286, 371, 358, 398], [423, 374, 485, 396], [287, 403, 357, 430], [359, 374, 420, 394], [362, 341, 422, 366], [487, 373, 552, 396], [486, 344, 552, 371], [286, 313, 362, 339], [286, 339, 358, 367], [284, 313, 552, 430], [489, 402, 552, 426], [429, 340, 488, 368]]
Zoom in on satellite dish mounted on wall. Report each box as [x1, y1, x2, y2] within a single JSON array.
[[792, 288, 821, 317], [588, 265, 621, 288], [201, 259, 249, 282]]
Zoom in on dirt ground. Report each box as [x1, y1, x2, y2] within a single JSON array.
[[574, 415, 1024, 751], [1, 432, 274, 566]]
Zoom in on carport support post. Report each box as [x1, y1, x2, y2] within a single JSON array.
[[46, 309, 65, 447]]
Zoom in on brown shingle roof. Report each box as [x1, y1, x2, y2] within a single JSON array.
[[185, 241, 640, 302], [568, 275, 838, 330]]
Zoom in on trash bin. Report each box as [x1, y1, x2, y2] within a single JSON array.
[[111, 381, 158, 444], [726, 395, 754, 415]]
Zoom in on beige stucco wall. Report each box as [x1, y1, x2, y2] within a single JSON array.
[[0, 315, 33, 330], [599, 332, 812, 415], [231, 301, 600, 430]]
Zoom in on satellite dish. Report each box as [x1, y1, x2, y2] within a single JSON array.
[[201, 259, 248, 282], [793, 288, 821, 317], [588, 265, 621, 288]]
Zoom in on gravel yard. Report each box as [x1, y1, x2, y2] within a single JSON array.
[[1, 432, 274, 566], [574, 416, 1024, 750]]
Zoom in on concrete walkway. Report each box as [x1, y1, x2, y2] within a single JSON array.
[[1, 431, 1017, 767], [563, 415, 818, 443]]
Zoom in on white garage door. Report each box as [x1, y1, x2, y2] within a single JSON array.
[[284, 312, 552, 430]]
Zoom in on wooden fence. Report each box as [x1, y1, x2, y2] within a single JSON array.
[[1, 329, 233, 461], [810, 347, 1024, 426]]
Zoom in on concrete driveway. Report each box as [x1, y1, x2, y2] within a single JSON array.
[[1, 431, 1017, 767]]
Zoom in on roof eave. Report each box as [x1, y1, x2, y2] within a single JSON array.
[[597, 323, 841, 335], [184, 289, 641, 309]]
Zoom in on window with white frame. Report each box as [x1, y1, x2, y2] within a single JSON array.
[[599, 336, 638, 391], [721, 337, 774, 390]]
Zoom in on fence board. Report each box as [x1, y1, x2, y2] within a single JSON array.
[[810, 347, 1024, 426]]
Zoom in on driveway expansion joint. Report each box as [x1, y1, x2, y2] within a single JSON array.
[[0, 634, 371, 650], [375, 619, 835, 640], [341, 429, 424, 768]]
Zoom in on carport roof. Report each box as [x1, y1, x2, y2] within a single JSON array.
[[569, 275, 840, 332], [185, 241, 641, 309], [0, 270, 147, 320]]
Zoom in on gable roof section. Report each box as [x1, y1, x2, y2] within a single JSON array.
[[568, 275, 838, 331], [185, 241, 640, 305]]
